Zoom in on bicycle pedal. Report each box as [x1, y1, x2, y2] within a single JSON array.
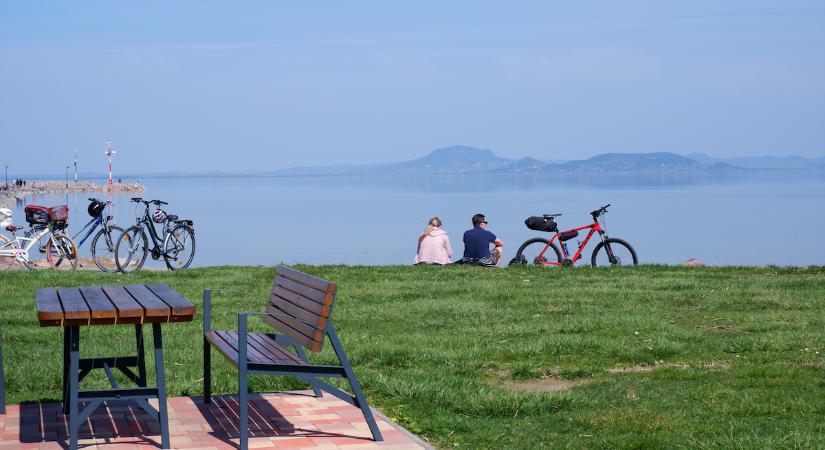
[[562, 258, 573, 267]]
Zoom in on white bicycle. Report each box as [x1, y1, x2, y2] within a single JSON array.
[[0, 205, 79, 271]]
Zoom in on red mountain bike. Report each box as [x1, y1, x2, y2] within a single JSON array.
[[512, 204, 638, 267]]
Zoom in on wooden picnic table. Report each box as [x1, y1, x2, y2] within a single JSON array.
[[35, 284, 195, 450]]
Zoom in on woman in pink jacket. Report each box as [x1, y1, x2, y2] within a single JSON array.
[[414, 217, 453, 265]]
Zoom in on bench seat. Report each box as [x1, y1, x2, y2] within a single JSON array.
[[205, 331, 305, 366]]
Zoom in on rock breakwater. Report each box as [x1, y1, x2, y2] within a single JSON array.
[[0, 181, 145, 209]]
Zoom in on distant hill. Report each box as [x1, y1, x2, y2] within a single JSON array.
[[685, 153, 825, 170], [360, 145, 513, 174], [550, 152, 703, 172]]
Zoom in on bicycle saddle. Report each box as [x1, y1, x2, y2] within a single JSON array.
[[166, 214, 178, 222], [542, 213, 562, 218], [5, 225, 22, 232]]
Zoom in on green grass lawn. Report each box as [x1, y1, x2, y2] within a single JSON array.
[[1, 265, 823, 448]]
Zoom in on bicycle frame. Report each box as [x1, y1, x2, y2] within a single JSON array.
[[535, 221, 607, 266], [0, 226, 56, 262], [133, 205, 170, 254], [72, 215, 103, 247]]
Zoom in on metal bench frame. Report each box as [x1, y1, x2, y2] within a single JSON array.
[[202, 267, 383, 449]]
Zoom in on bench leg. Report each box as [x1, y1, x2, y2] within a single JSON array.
[[0, 324, 6, 415], [327, 328, 382, 441], [68, 326, 79, 450], [152, 324, 171, 449], [239, 314, 249, 450], [203, 336, 211, 403], [293, 345, 322, 398]]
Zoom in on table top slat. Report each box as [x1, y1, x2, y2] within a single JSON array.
[[56, 288, 90, 323], [37, 283, 194, 327], [79, 287, 117, 324], [36, 288, 64, 326], [145, 284, 196, 318], [102, 286, 144, 323], [124, 285, 170, 320]]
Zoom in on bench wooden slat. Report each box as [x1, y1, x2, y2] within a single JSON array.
[[145, 284, 196, 320], [247, 333, 304, 364], [36, 288, 63, 326], [276, 266, 336, 293], [268, 293, 328, 331], [263, 310, 323, 353], [57, 288, 90, 325], [270, 286, 331, 317], [102, 286, 144, 324], [205, 331, 240, 367], [275, 276, 330, 305], [124, 285, 170, 320], [215, 331, 273, 364], [79, 287, 117, 324]]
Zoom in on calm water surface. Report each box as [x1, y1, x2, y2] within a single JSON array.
[[7, 171, 825, 268]]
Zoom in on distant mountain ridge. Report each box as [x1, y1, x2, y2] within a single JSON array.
[[267, 145, 824, 176]]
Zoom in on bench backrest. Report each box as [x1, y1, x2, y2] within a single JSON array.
[[265, 266, 337, 352]]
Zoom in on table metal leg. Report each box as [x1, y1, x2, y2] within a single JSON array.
[[135, 324, 147, 387], [152, 324, 170, 449], [62, 326, 70, 415], [0, 324, 6, 415], [69, 326, 79, 450]]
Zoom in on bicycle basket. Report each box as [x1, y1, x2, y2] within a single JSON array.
[[48, 205, 69, 222], [559, 230, 579, 241], [88, 200, 105, 218], [24, 205, 50, 225], [152, 209, 167, 223], [525, 216, 558, 232]]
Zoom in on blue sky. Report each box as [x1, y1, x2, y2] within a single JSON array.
[[1, 1, 823, 174]]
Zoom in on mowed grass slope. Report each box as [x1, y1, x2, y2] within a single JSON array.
[[0, 265, 823, 448]]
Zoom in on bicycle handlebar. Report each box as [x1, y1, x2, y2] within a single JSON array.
[[591, 204, 611, 219], [130, 198, 167, 206]]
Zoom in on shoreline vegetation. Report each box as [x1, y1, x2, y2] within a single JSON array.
[[0, 264, 822, 448], [0, 180, 146, 209]]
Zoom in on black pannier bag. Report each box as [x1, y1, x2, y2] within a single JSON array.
[[525, 216, 558, 232], [559, 230, 579, 241], [24, 205, 50, 225]]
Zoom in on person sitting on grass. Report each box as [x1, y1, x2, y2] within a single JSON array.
[[460, 213, 504, 266], [414, 216, 453, 265]]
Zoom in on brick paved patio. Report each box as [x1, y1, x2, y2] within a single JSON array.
[[0, 391, 431, 449]]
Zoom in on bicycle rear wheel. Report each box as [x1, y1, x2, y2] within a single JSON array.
[[0, 234, 32, 270], [591, 238, 638, 267], [163, 225, 195, 270], [90, 225, 124, 272], [115, 226, 148, 273], [513, 238, 562, 266], [46, 233, 78, 271]]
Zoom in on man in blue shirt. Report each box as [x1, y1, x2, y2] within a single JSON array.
[[462, 213, 505, 266]]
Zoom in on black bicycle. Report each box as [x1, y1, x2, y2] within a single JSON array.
[[70, 198, 124, 272], [114, 198, 196, 273]]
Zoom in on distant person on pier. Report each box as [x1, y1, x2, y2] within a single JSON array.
[[459, 213, 504, 266], [414, 216, 453, 265]]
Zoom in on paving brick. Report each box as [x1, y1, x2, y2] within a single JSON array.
[[2, 392, 426, 449]]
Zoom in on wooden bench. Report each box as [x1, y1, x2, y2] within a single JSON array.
[[203, 266, 383, 448]]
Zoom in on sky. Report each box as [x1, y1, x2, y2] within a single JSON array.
[[1, 1, 824, 175]]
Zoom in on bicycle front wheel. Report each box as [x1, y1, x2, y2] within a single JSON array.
[[115, 226, 148, 273], [90, 225, 124, 272], [591, 238, 638, 267], [163, 225, 195, 270], [514, 237, 562, 265], [46, 233, 79, 271]]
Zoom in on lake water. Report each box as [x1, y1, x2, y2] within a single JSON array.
[[6, 170, 825, 268]]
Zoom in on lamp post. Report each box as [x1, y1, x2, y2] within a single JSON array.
[[74, 147, 78, 183], [105, 139, 116, 190], [4, 165, 7, 189], [65, 166, 69, 188]]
